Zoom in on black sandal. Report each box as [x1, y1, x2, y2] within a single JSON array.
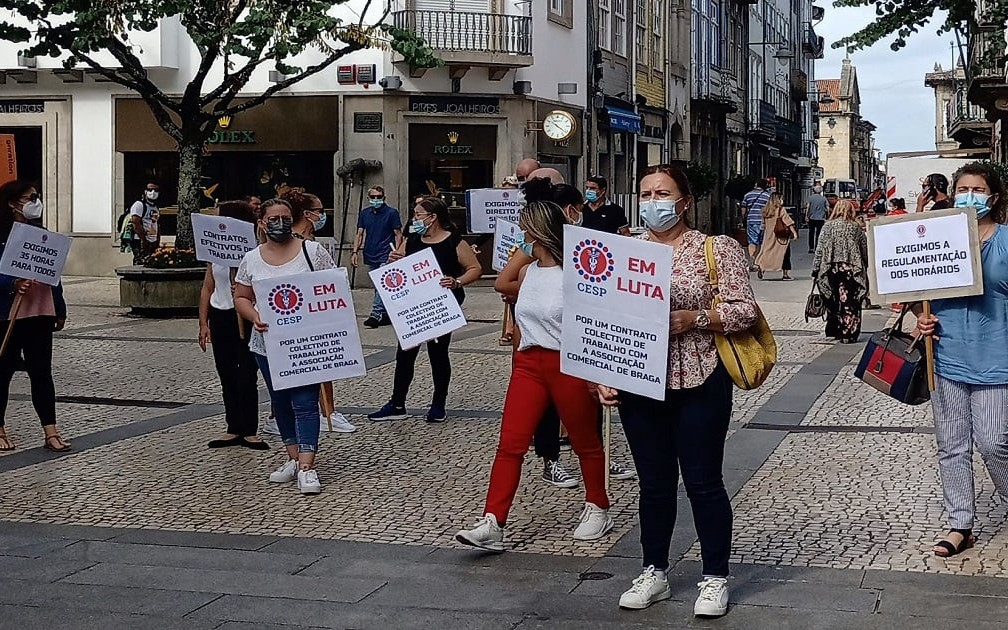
[[239, 437, 270, 451], [933, 529, 975, 557]]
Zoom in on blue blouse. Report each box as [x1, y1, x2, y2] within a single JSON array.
[[931, 224, 1008, 385]]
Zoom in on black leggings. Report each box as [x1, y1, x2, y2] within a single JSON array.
[[534, 403, 604, 461], [208, 307, 260, 436], [0, 316, 57, 427], [391, 332, 453, 408]]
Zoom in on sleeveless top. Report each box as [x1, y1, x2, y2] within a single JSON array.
[[515, 262, 563, 352], [210, 263, 234, 310], [405, 232, 465, 304]]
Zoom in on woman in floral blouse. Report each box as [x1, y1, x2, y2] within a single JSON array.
[[811, 199, 868, 343], [597, 164, 757, 619]]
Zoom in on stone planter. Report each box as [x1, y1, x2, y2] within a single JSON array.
[[115, 265, 205, 317]]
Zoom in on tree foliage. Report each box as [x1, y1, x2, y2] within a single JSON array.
[[830, 0, 988, 53]]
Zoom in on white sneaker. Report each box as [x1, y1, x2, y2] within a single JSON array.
[[297, 469, 322, 494], [693, 576, 729, 617], [619, 566, 672, 610], [268, 459, 298, 483], [455, 513, 505, 553], [572, 502, 613, 541], [263, 418, 280, 436], [321, 412, 356, 433]]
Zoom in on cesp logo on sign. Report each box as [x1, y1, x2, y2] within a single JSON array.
[[380, 268, 409, 300], [268, 284, 304, 325], [917, 224, 927, 238], [573, 239, 614, 297]]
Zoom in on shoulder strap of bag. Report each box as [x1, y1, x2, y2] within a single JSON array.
[[704, 237, 719, 293], [302, 239, 315, 272]]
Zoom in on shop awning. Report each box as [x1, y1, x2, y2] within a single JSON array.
[[606, 107, 643, 134], [775, 155, 799, 166]]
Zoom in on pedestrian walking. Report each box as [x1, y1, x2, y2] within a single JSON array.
[[742, 179, 772, 267], [806, 184, 828, 252], [368, 196, 481, 423], [0, 181, 71, 452], [811, 199, 868, 343], [754, 193, 798, 280], [598, 164, 758, 618], [351, 186, 402, 328], [916, 162, 1008, 557], [888, 197, 908, 215], [233, 198, 337, 495], [198, 200, 266, 450], [582, 176, 631, 236], [128, 181, 161, 264], [455, 198, 613, 552], [283, 189, 356, 435]]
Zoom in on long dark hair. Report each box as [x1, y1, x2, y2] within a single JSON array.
[[415, 196, 457, 233], [217, 200, 255, 223], [0, 180, 35, 242], [953, 162, 1007, 224]]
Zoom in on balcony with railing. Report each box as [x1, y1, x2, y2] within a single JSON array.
[[392, 10, 533, 77], [946, 92, 992, 147], [802, 22, 825, 60], [775, 117, 803, 152], [966, 31, 1008, 110], [748, 99, 777, 139]]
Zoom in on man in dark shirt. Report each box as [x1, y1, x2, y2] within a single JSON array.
[[352, 185, 402, 328], [582, 176, 631, 235]]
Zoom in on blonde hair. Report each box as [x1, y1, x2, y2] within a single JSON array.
[[519, 201, 567, 266], [831, 199, 858, 222], [762, 193, 784, 219]]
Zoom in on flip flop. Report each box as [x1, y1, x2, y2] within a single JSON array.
[[43, 434, 71, 452]]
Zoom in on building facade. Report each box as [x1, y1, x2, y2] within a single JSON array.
[[925, 63, 992, 158], [964, 4, 1008, 162], [815, 58, 877, 191]]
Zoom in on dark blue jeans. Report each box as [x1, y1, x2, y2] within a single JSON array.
[[619, 364, 733, 576], [254, 354, 321, 453]]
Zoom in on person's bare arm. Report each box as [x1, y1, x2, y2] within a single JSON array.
[[494, 249, 534, 299], [198, 265, 213, 352], [394, 228, 403, 249], [351, 228, 365, 267], [233, 283, 265, 332], [453, 240, 483, 286], [131, 214, 146, 241]]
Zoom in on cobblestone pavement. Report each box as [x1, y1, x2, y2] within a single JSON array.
[[0, 251, 1006, 628]]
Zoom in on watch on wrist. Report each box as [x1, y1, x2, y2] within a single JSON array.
[[695, 309, 711, 330]]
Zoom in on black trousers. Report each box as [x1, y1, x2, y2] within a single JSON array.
[[533, 402, 604, 461], [391, 332, 453, 408], [808, 220, 825, 252], [208, 307, 260, 436], [0, 316, 57, 427], [782, 244, 792, 271], [620, 365, 733, 575]]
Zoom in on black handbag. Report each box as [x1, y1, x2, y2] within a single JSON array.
[[804, 285, 826, 322], [853, 305, 930, 406]]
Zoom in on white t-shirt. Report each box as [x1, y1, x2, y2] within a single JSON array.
[[235, 240, 335, 355], [209, 263, 234, 310], [515, 262, 564, 352], [129, 200, 160, 242]]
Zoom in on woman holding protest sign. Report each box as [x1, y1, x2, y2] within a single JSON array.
[[234, 198, 337, 494], [368, 196, 481, 424], [198, 200, 266, 450], [0, 180, 70, 452], [811, 199, 868, 343], [455, 197, 613, 552], [595, 165, 757, 618], [916, 162, 1008, 558]]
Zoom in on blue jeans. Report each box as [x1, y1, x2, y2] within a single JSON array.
[[368, 264, 387, 319], [254, 354, 320, 453]]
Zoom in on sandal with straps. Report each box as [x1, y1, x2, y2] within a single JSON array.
[[0, 433, 14, 451], [933, 529, 975, 557], [43, 434, 72, 452]]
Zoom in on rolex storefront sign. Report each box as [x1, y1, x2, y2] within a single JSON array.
[[411, 124, 496, 161], [207, 116, 256, 144], [433, 131, 473, 155]]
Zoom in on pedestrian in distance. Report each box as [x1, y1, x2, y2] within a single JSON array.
[[351, 186, 402, 329], [811, 199, 868, 344], [754, 193, 798, 280], [233, 198, 337, 495], [0, 180, 71, 452], [888, 197, 908, 215], [916, 162, 1008, 557], [582, 175, 631, 236], [806, 184, 829, 252], [917, 173, 952, 212], [129, 181, 161, 264], [368, 196, 481, 423], [283, 188, 356, 435], [198, 200, 266, 451], [456, 196, 614, 552], [596, 164, 758, 618], [742, 179, 772, 268]]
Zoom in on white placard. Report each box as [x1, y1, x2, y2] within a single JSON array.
[[253, 268, 367, 390], [0, 223, 72, 286], [867, 207, 984, 304], [492, 219, 522, 272], [369, 248, 467, 349], [466, 188, 523, 233], [192, 213, 258, 267], [559, 226, 673, 400]]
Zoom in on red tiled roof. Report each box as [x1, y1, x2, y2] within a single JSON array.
[[817, 78, 841, 113]]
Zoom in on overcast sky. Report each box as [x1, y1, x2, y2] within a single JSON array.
[[815, 4, 956, 157]]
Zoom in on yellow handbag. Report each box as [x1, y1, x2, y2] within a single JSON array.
[[704, 237, 777, 390]]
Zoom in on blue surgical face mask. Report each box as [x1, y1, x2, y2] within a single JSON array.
[[311, 212, 327, 232], [412, 218, 429, 235], [370, 198, 384, 209], [639, 199, 681, 233], [515, 231, 535, 257], [954, 191, 992, 218], [585, 190, 600, 203]]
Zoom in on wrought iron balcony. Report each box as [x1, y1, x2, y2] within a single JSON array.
[[775, 117, 803, 152], [946, 93, 992, 146], [802, 23, 825, 60], [392, 10, 533, 75], [748, 99, 777, 138]]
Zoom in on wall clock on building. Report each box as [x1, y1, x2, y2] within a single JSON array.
[[543, 110, 577, 141]]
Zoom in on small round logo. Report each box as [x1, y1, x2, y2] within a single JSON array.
[[380, 269, 407, 292], [572, 239, 615, 283], [40, 234, 48, 243], [916, 224, 927, 237], [267, 284, 303, 316], [219, 223, 227, 231]]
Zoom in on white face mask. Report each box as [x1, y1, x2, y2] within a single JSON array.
[[20, 199, 43, 220], [145, 190, 159, 201]]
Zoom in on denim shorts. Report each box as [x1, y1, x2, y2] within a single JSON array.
[[747, 221, 764, 246]]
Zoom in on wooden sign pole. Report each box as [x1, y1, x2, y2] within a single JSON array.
[[0, 294, 24, 356], [923, 300, 936, 392]]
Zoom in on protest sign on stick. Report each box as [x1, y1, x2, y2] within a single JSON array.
[[191, 213, 257, 267], [370, 249, 467, 349], [466, 188, 523, 233], [559, 225, 673, 400], [492, 219, 522, 272]]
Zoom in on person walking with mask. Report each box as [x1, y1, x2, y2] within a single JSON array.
[[129, 181, 161, 264], [916, 162, 1008, 558], [233, 199, 337, 494], [598, 164, 757, 619], [352, 186, 402, 328], [0, 181, 71, 452], [806, 185, 828, 252], [583, 176, 631, 236]]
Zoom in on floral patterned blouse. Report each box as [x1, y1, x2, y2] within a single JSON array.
[[645, 230, 759, 389]]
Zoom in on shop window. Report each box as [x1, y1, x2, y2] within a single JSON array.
[[0, 126, 43, 188]]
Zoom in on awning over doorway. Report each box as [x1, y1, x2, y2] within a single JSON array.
[[606, 106, 642, 134]]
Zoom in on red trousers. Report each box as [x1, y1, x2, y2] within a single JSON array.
[[484, 347, 610, 524]]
